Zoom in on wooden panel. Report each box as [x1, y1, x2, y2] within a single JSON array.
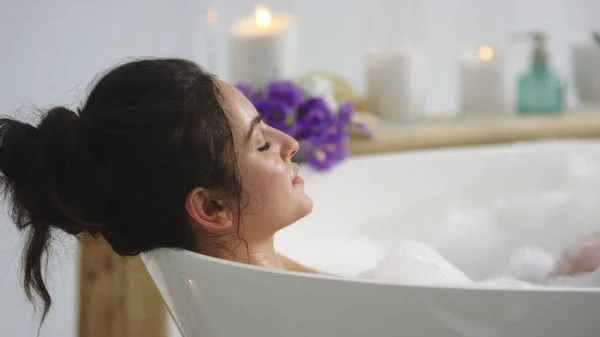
[[78, 234, 167, 337], [349, 113, 600, 156], [122, 257, 167, 337]]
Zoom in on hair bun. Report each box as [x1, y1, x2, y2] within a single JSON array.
[[0, 117, 44, 182], [0, 107, 81, 182], [38, 106, 81, 144], [0, 106, 90, 234]]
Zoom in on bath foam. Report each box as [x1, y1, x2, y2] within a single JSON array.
[[359, 239, 600, 289], [344, 179, 600, 283], [311, 188, 600, 287], [278, 186, 600, 285], [277, 140, 600, 289], [359, 241, 472, 286]]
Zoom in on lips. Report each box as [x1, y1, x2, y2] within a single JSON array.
[[291, 164, 303, 185]]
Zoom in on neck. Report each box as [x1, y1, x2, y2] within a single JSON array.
[[213, 233, 283, 269]]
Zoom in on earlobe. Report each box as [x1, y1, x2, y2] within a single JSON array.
[[185, 188, 232, 231]]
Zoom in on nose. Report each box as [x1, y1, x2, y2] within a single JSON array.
[[280, 131, 299, 161]]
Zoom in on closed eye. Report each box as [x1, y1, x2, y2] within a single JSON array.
[[258, 141, 272, 152]]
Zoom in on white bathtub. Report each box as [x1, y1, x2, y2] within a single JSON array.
[[143, 140, 600, 337]]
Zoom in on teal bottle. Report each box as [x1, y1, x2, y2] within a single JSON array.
[[517, 33, 564, 115]]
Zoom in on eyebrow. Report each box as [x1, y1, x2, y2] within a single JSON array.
[[244, 115, 263, 143]]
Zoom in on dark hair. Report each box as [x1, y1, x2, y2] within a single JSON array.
[[0, 58, 243, 322]]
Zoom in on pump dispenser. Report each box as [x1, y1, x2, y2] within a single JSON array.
[[517, 32, 564, 114]]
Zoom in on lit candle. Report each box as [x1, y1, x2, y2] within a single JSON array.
[[366, 49, 426, 120], [228, 5, 298, 86], [205, 5, 218, 73], [461, 45, 508, 116]]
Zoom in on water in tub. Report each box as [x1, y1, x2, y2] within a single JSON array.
[[277, 153, 600, 288]]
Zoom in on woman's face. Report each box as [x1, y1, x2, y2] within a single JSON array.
[[218, 80, 313, 239]]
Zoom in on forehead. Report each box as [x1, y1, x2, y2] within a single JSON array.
[[215, 80, 258, 137]]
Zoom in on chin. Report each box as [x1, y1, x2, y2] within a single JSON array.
[[299, 194, 314, 216], [286, 196, 313, 228]]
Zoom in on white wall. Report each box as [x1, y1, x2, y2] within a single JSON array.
[[0, 1, 187, 336], [0, 1, 598, 337], [0, 208, 79, 337], [2, 0, 596, 116]]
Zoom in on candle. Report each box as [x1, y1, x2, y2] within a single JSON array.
[[366, 49, 425, 120], [205, 5, 218, 73], [461, 45, 508, 116], [150, 1, 170, 53], [572, 39, 600, 104], [228, 5, 298, 86]]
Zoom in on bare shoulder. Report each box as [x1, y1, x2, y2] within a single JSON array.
[[278, 254, 323, 274]]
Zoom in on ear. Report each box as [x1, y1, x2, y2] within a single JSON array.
[[185, 188, 233, 231]]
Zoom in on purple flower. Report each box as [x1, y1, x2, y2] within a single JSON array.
[[352, 121, 375, 138], [337, 101, 353, 125], [294, 138, 314, 162], [324, 120, 349, 143], [308, 147, 333, 170], [253, 99, 297, 136], [266, 81, 304, 108], [307, 139, 348, 170], [296, 98, 333, 140], [298, 98, 332, 121], [334, 101, 375, 139], [324, 140, 349, 164]]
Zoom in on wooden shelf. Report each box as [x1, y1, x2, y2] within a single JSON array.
[[349, 113, 600, 156]]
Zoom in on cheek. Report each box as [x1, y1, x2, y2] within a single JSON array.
[[253, 159, 289, 189], [242, 158, 290, 204]]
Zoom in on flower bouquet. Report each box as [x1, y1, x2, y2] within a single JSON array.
[[235, 78, 372, 170]]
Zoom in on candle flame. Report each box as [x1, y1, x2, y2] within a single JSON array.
[[207, 9, 218, 24], [255, 5, 272, 28], [477, 45, 494, 61]]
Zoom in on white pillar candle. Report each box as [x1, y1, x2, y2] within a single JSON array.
[[228, 6, 298, 86], [572, 39, 600, 104], [461, 45, 508, 116], [366, 50, 425, 120], [205, 4, 218, 73]]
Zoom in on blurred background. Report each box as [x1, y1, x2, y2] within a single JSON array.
[[3, 0, 600, 119], [2, 0, 600, 336]]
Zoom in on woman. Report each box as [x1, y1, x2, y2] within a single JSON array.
[[1, 58, 599, 323], [0, 59, 317, 322]]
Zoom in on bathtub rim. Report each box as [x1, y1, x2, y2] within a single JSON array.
[[142, 247, 600, 294]]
